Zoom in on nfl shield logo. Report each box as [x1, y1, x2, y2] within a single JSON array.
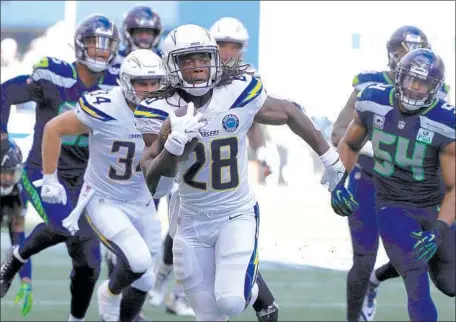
[[398, 121, 406, 129]]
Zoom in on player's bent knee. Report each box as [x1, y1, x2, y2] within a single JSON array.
[[131, 266, 155, 292], [216, 295, 246, 317]]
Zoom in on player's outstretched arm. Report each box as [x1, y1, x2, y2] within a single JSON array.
[[42, 110, 89, 175], [1, 75, 35, 152], [439, 142, 455, 225], [331, 90, 358, 146], [337, 111, 368, 173], [254, 96, 330, 156]]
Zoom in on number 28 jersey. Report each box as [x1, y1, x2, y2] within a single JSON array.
[[75, 86, 150, 202], [136, 74, 267, 214], [356, 83, 455, 208]]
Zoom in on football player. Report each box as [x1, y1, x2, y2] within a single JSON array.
[[112, 5, 163, 70], [331, 26, 449, 321], [0, 139, 32, 316], [336, 48, 455, 322], [0, 14, 120, 322], [147, 17, 277, 320], [138, 24, 354, 321], [40, 49, 165, 322]]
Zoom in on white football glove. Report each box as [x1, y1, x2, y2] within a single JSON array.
[[319, 148, 347, 192], [41, 172, 67, 205], [165, 102, 206, 156]]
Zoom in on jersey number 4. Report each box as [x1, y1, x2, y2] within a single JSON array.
[[184, 137, 239, 191], [372, 129, 427, 181], [108, 141, 141, 181]]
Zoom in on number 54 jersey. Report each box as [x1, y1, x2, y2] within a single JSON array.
[[136, 74, 266, 215], [75, 86, 151, 202], [355, 84, 455, 209]]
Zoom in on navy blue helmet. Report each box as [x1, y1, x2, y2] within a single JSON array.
[[74, 14, 120, 72], [395, 48, 445, 112], [122, 6, 163, 54], [1, 139, 22, 196], [387, 26, 430, 72]]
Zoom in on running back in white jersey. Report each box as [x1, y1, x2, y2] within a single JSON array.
[[76, 86, 151, 202], [136, 74, 266, 214]]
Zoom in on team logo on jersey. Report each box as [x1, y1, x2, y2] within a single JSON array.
[[416, 128, 434, 145], [398, 121, 406, 129], [373, 114, 385, 130], [222, 114, 240, 132]]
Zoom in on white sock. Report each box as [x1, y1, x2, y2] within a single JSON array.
[[369, 269, 380, 285], [68, 314, 84, 321], [13, 246, 26, 263]]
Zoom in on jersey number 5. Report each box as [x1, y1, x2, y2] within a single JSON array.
[[372, 129, 427, 181], [184, 137, 239, 191], [108, 141, 141, 181]]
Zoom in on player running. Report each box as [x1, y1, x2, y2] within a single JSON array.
[[0, 14, 120, 322], [0, 139, 32, 316], [336, 48, 455, 322], [331, 25, 449, 321], [40, 49, 165, 322], [138, 24, 354, 321]]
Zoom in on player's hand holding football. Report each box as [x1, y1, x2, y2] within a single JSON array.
[[41, 171, 67, 205], [165, 102, 206, 156], [411, 219, 451, 264]]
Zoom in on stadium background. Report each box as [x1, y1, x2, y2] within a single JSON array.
[[1, 1, 455, 321]]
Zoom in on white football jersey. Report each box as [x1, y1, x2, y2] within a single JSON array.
[[76, 87, 151, 202], [136, 74, 267, 214]]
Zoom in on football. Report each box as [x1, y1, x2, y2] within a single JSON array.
[[157, 105, 200, 161]]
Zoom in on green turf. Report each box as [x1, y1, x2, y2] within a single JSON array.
[[1, 244, 455, 321]]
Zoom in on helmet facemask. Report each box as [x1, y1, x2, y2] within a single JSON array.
[[125, 27, 160, 51], [387, 35, 430, 72], [395, 65, 442, 112], [165, 46, 222, 96], [76, 35, 119, 72], [120, 74, 164, 105]]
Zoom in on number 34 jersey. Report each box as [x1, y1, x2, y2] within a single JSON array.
[[136, 74, 267, 214], [356, 84, 455, 208], [75, 86, 150, 202]]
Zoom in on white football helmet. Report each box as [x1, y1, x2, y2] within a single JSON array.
[[209, 17, 249, 50], [119, 49, 165, 104], [161, 24, 222, 96]]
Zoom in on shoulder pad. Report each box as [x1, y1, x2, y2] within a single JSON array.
[[135, 97, 172, 121], [78, 89, 117, 122], [32, 56, 76, 79], [421, 100, 456, 137], [31, 56, 77, 87], [352, 71, 393, 92], [355, 84, 395, 115], [227, 74, 264, 109]]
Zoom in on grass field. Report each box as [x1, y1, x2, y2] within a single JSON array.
[[1, 234, 455, 322]]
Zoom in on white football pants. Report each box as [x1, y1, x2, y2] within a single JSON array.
[[85, 191, 162, 292], [172, 203, 260, 321]]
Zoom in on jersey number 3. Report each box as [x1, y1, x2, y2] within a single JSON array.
[[108, 141, 141, 181], [184, 137, 239, 190]]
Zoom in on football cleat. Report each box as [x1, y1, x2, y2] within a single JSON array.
[[97, 280, 121, 321], [1, 246, 24, 298], [164, 291, 195, 317], [256, 302, 279, 322], [360, 281, 378, 321]]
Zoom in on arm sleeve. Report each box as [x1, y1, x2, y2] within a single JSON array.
[[0, 75, 39, 132]]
